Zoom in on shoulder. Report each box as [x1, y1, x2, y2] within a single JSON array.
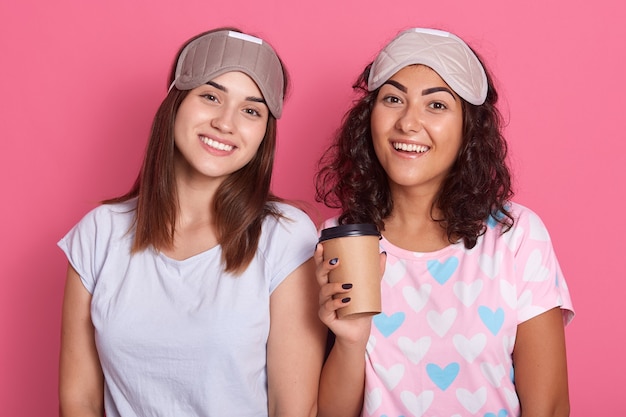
[[265, 202, 317, 234], [63, 199, 137, 244], [80, 199, 136, 229], [258, 202, 318, 253], [256, 203, 318, 290], [481, 201, 556, 252], [505, 202, 553, 240]]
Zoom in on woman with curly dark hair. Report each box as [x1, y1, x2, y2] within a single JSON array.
[[315, 28, 574, 417]]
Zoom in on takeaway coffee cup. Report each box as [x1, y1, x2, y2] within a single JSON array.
[[318, 224, 382, 319]]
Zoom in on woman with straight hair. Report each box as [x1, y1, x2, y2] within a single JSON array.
[[58, 27, 326, 417]]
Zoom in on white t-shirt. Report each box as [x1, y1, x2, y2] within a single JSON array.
[[58, 199, 318, 417]]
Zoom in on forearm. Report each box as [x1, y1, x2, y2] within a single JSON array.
[[59, 265, 105, 417], [515, 308, 570, 417], [59, 400, 104, 417], [317, 338, 367, 417], [59, 405, 104, 417]]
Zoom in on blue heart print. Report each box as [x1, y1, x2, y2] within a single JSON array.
[[487, 206, 511, 228], [484, 410, 508, 417], [373, 312, 405, 337], [426, 362, 460, 390], [427, 257, 459, 285], [478, 306, 505, 335]]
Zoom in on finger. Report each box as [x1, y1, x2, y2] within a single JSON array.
[[315, 246, 340, 287], [319, 294, 351, 323], [319, 282, 352, 304], [313, 242, 324, 263], [379, 251, 387, 278]]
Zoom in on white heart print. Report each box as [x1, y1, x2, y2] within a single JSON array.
[[523, 249, 550, 282], [453, 333, 486, 363], [373, 363, 405, 390], [403, 284, 431, 313], [384, 259, 406, 287], [398, 336, 431, 364], [456, 387, 487, 414], [478, 251, 503, 279], [364, 387, 382, 415], [400, 390, 434, 417], [453, 280, 483, 307], [427, 308, 457, 337]]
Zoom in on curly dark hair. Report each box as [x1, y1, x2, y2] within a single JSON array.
[[315, 55, 514, 249]]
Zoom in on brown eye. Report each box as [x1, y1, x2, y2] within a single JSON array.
[[201, 94, 218, 102], [429, 101, 447, 110], [383, 95, 402, 104], [244, 108, 261, 117]]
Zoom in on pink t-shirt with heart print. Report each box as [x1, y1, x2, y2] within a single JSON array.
[[330, 202, 574, 417]]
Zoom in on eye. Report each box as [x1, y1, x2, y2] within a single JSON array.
[[429, 101, 448, 110], [382, 95, 403, 105], [200, 93, 218, 103], [243, 107, 263, 118]]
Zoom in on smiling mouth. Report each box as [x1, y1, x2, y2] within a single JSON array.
[[392, 142, 429, 153], [201, 136, 234, 152]]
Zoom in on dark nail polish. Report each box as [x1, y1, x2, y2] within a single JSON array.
[[341, 297, 351, 303], [329, 258, 338, 265], [342, 283, 353, 289]]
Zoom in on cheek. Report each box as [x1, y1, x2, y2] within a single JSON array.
[[173, 103, 195, 136], [239, 121, 268, 150], [370, 106, 385, 133], [370, 110, 388, 146], [172, 116, 184, 146]]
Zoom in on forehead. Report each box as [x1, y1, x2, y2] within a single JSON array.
[[388, 64, 447, 85], [208, 71, 263, 96]]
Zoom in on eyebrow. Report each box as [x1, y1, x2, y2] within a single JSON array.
[[383, 80, 457, 101], [422, 86, 457, 100], [206, 81, 267, 105], [383, 80, 407, 93]]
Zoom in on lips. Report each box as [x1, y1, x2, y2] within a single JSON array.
[[392, 142, 429, 153], [200, 136, 234, 152]]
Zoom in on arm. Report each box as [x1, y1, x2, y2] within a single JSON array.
[[59, 264, 104, 417], [316, 245, 385, 417], [267, 258, 327, 417], [513, 307, 570, 417]]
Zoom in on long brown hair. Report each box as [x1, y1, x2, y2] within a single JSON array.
[[315, 52, 514, 249], [106, 28, 289, 273]]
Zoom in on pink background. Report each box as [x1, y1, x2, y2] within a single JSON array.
[[1, 0, 624, 415]]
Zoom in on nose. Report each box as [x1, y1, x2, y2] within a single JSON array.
[[210, 107, 235, 133], [395, 106, 422, 133]]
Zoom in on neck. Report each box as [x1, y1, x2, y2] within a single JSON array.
[[383, 186, 449, 252]]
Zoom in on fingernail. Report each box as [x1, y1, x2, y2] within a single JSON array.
[[341, 297, 351, 303], [342, 283, 353, 289], [329, 258, 338, 265], [382, 251, 387, 256]]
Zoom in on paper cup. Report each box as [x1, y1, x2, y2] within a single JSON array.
[[319, 224, 381, 319]]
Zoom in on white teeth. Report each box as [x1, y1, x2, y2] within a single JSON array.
[[201, 136, 234, 152], [393, 142, 429, 153]]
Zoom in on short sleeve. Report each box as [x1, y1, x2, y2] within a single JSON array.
[[57, 202, 135, 294], [262, 203, 318, 294], [511, 205, 574, 326], [58, 208, 100, 293]]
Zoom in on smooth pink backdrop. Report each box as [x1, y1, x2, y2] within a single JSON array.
[[2, 0, 624, 415]]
